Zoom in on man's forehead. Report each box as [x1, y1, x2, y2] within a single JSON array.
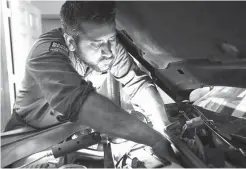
[[80, 21, 116, 40]]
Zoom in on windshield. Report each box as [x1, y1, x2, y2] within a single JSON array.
[[193, 86, 246, 120]]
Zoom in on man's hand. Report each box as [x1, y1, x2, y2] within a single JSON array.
[[131, 86, 181, 164], [152, 139, 178, 164]]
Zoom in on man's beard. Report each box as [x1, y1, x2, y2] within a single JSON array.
[[85, 60, 112, 73], [74, 51, 113, 73], [92, 58, 114, 73]]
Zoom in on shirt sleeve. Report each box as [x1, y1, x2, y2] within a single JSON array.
[[110, 39, 155, 104], [26, 41, 94, 122]]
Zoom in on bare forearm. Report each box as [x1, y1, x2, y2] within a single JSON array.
[[133, 86, 171, 132], [78, 92, 164, 147]]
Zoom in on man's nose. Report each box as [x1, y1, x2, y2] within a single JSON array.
[[101, 42, 112, 58]]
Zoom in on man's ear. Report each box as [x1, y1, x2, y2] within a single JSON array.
[[63, 33, 76, 51]]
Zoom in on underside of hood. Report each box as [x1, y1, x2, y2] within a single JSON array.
[[115, 1, 246, 101]]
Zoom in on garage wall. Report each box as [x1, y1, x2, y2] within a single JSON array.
[[42, 18, 60, 34], [31, 1, 64, 15]]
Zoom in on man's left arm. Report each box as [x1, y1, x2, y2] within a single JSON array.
[[110, 40, 171, 133]]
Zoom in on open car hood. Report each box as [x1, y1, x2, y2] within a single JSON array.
[[115, 1, 246, 101]]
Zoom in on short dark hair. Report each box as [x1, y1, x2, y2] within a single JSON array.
[[60, 1, 116, 39]]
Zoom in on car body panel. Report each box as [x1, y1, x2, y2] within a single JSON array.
[[116, 2, 246, 100]]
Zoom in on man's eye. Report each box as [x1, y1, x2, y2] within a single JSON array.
[[109, 37, 116, 46], [109, 36, 116, 42], [91, 42, 101, 49]]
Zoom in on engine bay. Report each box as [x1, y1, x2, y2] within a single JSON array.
[[164, 103, 246, 168], [7, 102, 246, 169], [112, 103, 246, 168]]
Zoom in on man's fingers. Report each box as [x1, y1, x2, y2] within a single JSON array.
[[152, 140, 179, 164]]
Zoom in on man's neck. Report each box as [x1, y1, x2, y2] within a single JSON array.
[[69, 51, 90, 76]]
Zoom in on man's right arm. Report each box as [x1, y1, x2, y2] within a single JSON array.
[[78, 92, 177, 163]]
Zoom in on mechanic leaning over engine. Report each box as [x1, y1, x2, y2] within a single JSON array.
[[4, 1, 176, 163]]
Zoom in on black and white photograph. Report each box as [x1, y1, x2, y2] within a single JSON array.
[[1, 0, 246, 168]]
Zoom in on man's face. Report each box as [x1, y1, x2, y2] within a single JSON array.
[[70, 21, 117, 73]]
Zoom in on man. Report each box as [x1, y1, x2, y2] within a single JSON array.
[[4, 1, 176, 162]]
